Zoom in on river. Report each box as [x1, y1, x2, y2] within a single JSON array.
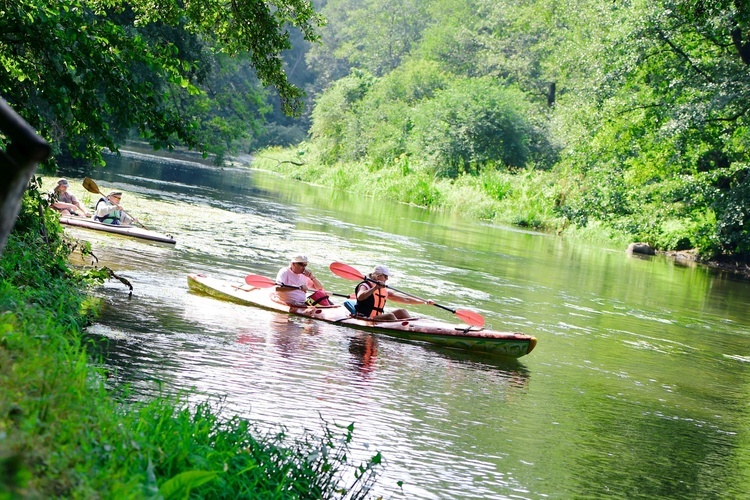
[[54, 148, 750, 499]]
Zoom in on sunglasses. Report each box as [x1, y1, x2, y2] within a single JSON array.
[[294, 262, 307, 267]]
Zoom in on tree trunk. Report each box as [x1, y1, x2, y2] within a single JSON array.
[[547, 82, 556, 107], [0, 97, 51, 254]]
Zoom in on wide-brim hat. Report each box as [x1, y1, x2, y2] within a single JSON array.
[[290, 254, 309, 264], [107, 191, 123, 197], [57, 178, 69, 187]]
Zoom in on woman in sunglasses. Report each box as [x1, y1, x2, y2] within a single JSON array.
[[275, 254, 326, 306]]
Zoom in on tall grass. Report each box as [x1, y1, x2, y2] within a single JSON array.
[[1, 180, 382, 498], [253, 145, 568, 232]]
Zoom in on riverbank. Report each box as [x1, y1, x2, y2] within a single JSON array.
[[249, 145, 750, 281], [0, 184, 380, 497]]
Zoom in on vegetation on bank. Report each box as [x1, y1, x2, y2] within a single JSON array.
[[0, 0, 324, 165], [253, 1, 750, 262], [4, 0, 750, 262], [0, 181, 381, 498]]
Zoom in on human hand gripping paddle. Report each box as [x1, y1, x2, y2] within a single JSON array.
[[244, 274, 353, 299], [329, 261, 485, 327], [82, 177, 148, 229]]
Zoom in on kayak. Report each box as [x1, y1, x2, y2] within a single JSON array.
[[59, 215, 176, 245], [187, 273, 537, 358]]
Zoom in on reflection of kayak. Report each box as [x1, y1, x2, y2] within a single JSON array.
[[59, 215, 176, 245], [187, 274, 537, 358]]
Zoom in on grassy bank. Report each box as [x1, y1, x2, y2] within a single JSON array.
[[1, 180, 381, 498], [252, 144, 632, 249]]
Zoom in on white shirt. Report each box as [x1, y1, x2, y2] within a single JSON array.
[[275, 267, 311, 304]]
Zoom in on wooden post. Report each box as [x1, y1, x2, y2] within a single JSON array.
[[0, 97, 51, 254]]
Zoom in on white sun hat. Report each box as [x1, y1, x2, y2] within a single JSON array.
[[373, 264, 391, 276]]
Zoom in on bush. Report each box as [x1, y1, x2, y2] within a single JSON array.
[[408, 78, 533, 177]]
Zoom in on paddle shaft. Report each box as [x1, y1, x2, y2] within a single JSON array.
[[328, 261, 485, 327], [83, 177, 148, 229], [279, 284, 351, 298], [244, 274, 351, 298], [361, 276, 457, 312]]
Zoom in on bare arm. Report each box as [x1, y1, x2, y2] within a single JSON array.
[[302, 269, 324, 290], [385, 290, 434, 305]]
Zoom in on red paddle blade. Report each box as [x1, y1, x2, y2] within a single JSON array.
[[455, 309, 485, 327], [329, 261, 365, 281], [244, 274, 277, 288]]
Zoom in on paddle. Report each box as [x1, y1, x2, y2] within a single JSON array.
[[329, 261, 486, 327], [82, 177, 148, 229], [244, 274, 353, 298]]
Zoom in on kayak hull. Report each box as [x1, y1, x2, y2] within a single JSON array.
[[60, 215, 176, 245], [187, 274, 537, 358]]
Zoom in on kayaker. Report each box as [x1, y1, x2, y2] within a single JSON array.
[[354, 265, 434, 320], [49, 178, 90, 217], [275, 255, 327, 306], [94, 191, 134, 226]]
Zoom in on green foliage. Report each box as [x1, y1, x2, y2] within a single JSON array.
[[310, 68, 536, 176], [0, 0, 323, 165], [307, 0, 433, 91], [136, 399, 381, 499], [0, 182, 382, 498], [408, 78, 533, 176]]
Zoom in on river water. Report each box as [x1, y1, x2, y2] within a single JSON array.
[[55, 149, 750, 499]]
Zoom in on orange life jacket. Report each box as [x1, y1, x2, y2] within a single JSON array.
[[355, 281, 387, 318]]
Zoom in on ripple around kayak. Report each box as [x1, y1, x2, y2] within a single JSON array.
[[59, 215, 176, 244], [186, 273, 537, 358]]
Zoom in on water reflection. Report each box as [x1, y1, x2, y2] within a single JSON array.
[[347, 333, 379, 377], [58, 148, 750, 500]]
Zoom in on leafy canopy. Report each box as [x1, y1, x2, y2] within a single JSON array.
[[0, 0, 324, 164]]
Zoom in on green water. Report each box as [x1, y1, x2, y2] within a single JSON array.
[[56, 148, 750, 499]]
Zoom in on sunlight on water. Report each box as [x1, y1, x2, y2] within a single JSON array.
[[52, 149, 750, 499]]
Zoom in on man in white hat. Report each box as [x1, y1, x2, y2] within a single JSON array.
[[275, 254, 326, 306], [49, 178, 90, 217], [354, 264, 433, 320]]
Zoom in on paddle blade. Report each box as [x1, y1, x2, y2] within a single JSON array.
[[329, 261, 366, 281], [82, 177, 102, 195], [244, 274, 277, 288], [455, 309, 485, 327]]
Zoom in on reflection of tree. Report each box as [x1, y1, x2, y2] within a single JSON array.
[[570, 405, 742, 497], [348, 334, 379, 377], [83, 331, 179, 401]]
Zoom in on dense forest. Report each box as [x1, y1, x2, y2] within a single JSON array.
[[280, 0, 750, 261], [2, 0, 750, 260]]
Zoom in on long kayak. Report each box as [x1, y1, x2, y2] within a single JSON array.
[[187, 273, 537, 358], [60, 215, 176, 245]]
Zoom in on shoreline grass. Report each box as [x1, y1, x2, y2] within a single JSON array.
[[1, 180, 382, 498]]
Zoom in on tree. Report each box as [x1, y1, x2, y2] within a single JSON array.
[[408, 78, 533, 176], [0, 0, 324, 164]]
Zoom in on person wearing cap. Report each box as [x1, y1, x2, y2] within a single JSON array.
[[275, 255, 326, 306], [354, 265, 434, 320], [94, 191, 134, 225], [49, 178, 90, 217]]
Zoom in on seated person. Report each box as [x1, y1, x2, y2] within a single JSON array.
[[275, 255, 326, 306], [94, 191, 133, 225], [49, 178, 90, 217], [354, 265, 433, 320]]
